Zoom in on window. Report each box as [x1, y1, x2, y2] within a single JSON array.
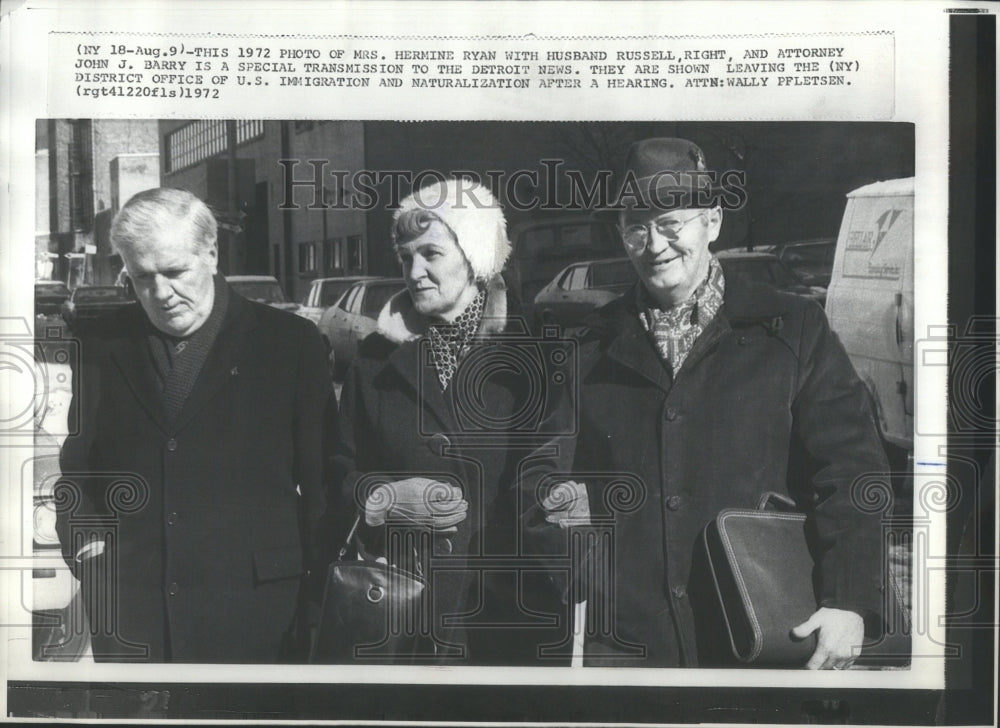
[[328, 238, 345, 272], [164, 120, 265, 173], [347, 235, 364, 271], [299, 243, 317, 273]]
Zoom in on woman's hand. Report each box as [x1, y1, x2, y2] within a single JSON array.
[[365, 477, 468, 530]]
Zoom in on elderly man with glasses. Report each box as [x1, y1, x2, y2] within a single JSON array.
[[525, 138, 890, 669]]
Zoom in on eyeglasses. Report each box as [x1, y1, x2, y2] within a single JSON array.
[[621, 211, 706, 252]]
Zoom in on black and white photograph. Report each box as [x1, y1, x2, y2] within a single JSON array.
[[0, 1, 995, 726]]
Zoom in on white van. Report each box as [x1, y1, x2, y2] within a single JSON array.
[[826, 177, 914, 452]]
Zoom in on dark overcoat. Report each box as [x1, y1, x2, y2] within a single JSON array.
[[523, 276, 890, 667], [57, 289, 334, 663], [332, 278, 568, 665]]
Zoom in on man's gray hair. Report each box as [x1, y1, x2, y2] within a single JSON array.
[[111, 188, 217, 256]]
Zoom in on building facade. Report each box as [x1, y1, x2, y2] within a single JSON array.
[[36, 119, 159, 286], [158, 120, 367, 302]]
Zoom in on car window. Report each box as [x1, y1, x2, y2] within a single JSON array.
[[567, 266, 589, 290], [322, 281, 352, 307], [339, 284, 362, 312], [591, 260, 636, 287], [556, 267, 576, 290], [231, 281, 286, 303], [362, 282, 404, 318]]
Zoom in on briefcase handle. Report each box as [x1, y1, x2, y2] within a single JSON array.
[[755, 491, 798, 512]]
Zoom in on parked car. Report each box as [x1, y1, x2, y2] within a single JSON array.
[[533, 257, 637, 328], [61, 285, 136, 329], [715, 249, 827, 306], [317, 277, 406, 378], [225, 275, 299, 312], [35, 281, 71, 318], [826, 177, 914, 453], [772, 237, 837, 288], [506, 214, 621, 323], [35, 281, 71, 336], [296, 276, 370, 326]]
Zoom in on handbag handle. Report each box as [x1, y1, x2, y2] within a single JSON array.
[[755, 491, 798, 512], [336, 514, 363, 561], [336, 514, 424, 576]]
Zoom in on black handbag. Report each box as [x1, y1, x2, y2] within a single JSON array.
[[310, 515, 429, 663], [703, 492, 911, 667]]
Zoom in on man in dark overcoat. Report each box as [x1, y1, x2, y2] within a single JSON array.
[[527, 138, 891, 669], [56, 188, 334, 663]]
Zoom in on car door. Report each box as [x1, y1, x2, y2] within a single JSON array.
[[327, 283, 363, 364], [550, 264, 587, 325], [355, 281, 404, 349]]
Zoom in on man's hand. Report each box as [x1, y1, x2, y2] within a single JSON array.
[[792, 606, 865, 670], [541, 480, 590, 528], [365, 478, 468, 531]]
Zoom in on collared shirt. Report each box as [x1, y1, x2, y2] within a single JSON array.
[[637, 255, 726, 377]]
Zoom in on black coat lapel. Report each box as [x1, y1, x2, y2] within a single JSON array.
[[170, 294, 257, 434], [383, 337, 458, 436], [109, 331, 170, 435]]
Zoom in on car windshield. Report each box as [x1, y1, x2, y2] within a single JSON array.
[[780, 245, 832, 266], [362, 282, 405, 318], [36, 283, 70, 299], [231, 281, 286, 303], [590, 260, 636, 288], [74, 287, 130, 301]]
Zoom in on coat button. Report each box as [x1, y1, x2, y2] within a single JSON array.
[[665, 495, 683, 511], [166, 438, 178, 452], [671, 585, 687, 599], [738, 335, 749, 345], [664, 407, 678, 421], [168, 582, 179, 596], [167, 512, 178, 525]]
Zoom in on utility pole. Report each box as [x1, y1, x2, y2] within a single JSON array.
[[226, 120, 239, 274]]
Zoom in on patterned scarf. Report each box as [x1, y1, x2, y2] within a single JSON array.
[[638, 256, 725, 377], [427, 287, 487, 390]]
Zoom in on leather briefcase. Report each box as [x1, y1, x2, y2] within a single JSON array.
[[703, 492, 911, 667], [310, 516, 429, 664]]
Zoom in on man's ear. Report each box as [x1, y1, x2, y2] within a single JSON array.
[[205, 243, 219, 274], [706, 207, 724, 243]]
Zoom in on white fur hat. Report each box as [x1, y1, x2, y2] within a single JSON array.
[[393, 179, 512, 281]]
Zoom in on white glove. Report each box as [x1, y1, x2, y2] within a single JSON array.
[[365, 477, 468, 530], [541, 480, 591, 528]]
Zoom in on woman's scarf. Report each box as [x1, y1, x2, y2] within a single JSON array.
[[426, 286, 487, 390]]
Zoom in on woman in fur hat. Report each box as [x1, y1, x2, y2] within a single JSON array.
[[329, 179, 565, 665]]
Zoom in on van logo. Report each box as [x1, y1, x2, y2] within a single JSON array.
[[870, 208, 904, 258]]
